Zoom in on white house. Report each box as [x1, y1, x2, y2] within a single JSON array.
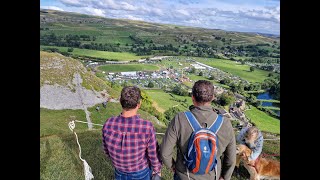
[[121, 71, 137, 76]]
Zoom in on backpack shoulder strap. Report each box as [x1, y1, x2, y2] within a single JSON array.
[[184, 111, 202, 132], [208, 114, 224, 134]]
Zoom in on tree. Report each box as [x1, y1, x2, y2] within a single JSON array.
[[199, 71, 203, 76], [250, 66, 255, 72], [172, 85, 189, 96], [218, 92, 235, 106], [220, 78, 231, 85], [209, 75, 215, 80], [67, 47, 74, 52], [164, 107, 180, 122], [268, 73, 273, 77], [147, 82, 154, 88], [241, 61, 245, 65], [190, 67, 196, 73], [170, 65, 173, 69]]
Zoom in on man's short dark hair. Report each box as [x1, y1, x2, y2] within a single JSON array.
[[120, 86, 141, 110], [192, 80, 214, 103]]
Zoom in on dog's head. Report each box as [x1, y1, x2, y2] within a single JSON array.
[[236, 144, 252, 161], [244, 127, 259, 148]]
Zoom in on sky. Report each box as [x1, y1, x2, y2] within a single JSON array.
[[40, 0, 280, 35]]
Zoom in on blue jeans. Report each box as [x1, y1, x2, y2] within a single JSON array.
[[114, 167, 152, 180], [173, 173, 180, 180]]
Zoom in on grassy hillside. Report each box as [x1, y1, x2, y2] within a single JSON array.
[[195, 57, 274, 83], [40, 105, 173, 180], [41, 45, 148, 61], [245, 106, 280, 134], [145, 89, 192, 112], [40, 51, 108, 91], [98, 64, 160, 72], [40, 109, 279, 180], [40, 9, 279, 53]]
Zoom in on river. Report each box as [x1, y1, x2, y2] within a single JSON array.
[[257, 92, 280, 117]]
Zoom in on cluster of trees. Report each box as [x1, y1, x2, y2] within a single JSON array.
[[248, 57, 280, 64], [40, 27, 49, 31], [131, 43, 179, 55], [40, 33, 123, 52], [164, 107, 180, 123], [171, 85, 189, 96], [215, 92, 235, 106]]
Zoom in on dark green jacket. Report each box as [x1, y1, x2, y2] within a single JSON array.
[[160, 105, 236, 180]]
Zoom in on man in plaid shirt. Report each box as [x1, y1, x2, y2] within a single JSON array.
[[102, 86, 162, 179]]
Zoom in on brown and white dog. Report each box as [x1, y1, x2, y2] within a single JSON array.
[[236, 144, 280, 180]]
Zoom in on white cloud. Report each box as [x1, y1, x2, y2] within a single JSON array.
[[59, 0, 86, 7], [176, 9, 190, 16], [120, 2, 138, 11], [41, 6, 64, 11], [123, 15, 144, 21]]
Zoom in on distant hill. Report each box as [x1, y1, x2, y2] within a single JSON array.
[[40, 9, 279, 56]]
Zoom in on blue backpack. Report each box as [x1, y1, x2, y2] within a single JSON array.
[[183, 111, 224, 175]]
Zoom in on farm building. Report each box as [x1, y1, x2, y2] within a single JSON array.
[[121, 71, 137, 76], [190, 64, 206, 70]]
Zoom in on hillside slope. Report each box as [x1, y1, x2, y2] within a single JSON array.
[[40, 9, 279, 48], [40, 51, 110, 109]]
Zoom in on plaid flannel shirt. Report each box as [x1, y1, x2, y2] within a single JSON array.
[[102, 114, 162, 174]]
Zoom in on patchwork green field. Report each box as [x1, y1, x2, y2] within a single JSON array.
[[98, 64, 160, 72], [41, 45, 148, 61], [245, 106, 280, 134], [145, 89, 192, 113], [195, 57, 274, 83]]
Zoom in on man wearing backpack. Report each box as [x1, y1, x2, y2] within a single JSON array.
[[160, 80, 236, 180]]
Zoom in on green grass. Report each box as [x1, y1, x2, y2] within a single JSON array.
[[256, 99, 280, 103], [41, 45, 148, 61], [40, 104, 279, 180], [245, 106, 280, 134], [40, 108, 88, 137], [246, 90, 266, 93], [40, 104, 172, 180], [259, 106, 280, 110], [195, 57, 274, 83], [40, 129, 174, 180], [187, 74, 230, 89], [145, 89, 192, 113], [98, 64, 160, 72]]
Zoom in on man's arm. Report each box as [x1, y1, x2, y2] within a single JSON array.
[[249, 134, 263, 161], [146, 124, 162, 175], [160, 115, 178, 170], [220, 121, 236, 180], [236, 127, 248, 144], [102, 125, 110, 157]]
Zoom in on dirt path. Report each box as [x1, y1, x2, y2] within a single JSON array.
[[73, 73, 93, 130]]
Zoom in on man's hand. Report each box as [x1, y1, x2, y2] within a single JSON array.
[[171, 164, 176, 173], [219, 177, 224, 180]]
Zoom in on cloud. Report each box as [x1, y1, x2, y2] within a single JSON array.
[[83, 7, 105, 17], [59, 0, 87, 7], [41, 6, 64, 11], [122, 15, 144, 21]]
